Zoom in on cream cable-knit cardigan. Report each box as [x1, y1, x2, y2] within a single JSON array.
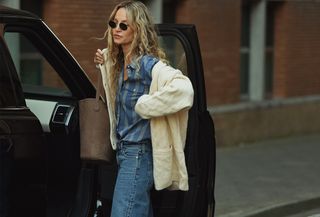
[[100, 58, 194, 191]]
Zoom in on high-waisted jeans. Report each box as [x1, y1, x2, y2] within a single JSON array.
[[111, 141, 154, 217]]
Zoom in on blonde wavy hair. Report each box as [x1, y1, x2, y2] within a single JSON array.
[[103, 0, 167, 107]]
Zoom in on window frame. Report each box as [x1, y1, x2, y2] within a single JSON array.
[[4, 31, 72, 97]]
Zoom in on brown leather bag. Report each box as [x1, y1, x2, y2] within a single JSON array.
[[79, 71, 114, 163]]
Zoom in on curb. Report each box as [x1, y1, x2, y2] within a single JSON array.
[[217, 197, 320, 217], [243, 197, 320, 217]]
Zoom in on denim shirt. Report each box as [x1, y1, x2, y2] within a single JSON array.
[[116, 55, 159, 142]]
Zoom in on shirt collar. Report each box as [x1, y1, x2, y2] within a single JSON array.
[[126, 58, 143, 79], [127, 60, 138, 70]]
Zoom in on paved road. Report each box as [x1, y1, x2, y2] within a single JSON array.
[[288, 208, 320, 217], [215, 134, 320, 217]]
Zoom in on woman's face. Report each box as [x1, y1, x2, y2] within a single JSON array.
[[112, 8, 134, 50]]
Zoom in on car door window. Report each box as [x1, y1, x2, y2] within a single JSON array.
[[158, 35, 188, 75], [4, 32, 71, 97], [0, 37, 24, 107]]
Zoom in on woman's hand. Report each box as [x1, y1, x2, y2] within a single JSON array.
[[94, 49, 104, 65]]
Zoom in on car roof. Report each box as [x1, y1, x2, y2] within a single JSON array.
[[0, 5, 40, 21]]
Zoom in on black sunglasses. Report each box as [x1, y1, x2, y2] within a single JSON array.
[[108, 20, 128, 31]]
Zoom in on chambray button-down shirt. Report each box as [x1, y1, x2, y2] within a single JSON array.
[[116, 55, 159, 143]]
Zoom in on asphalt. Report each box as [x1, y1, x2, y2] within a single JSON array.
[[215, 134, 320, 217]]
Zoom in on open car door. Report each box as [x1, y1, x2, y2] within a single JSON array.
[[1, 25, 47, 217], [155, 24, 216, 217]]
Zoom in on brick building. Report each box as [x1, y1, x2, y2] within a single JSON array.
[[1, 0, 320, 146]]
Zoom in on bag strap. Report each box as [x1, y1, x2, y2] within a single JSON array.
[[96, 69, 102, 100], [94, 70, 103, 111]]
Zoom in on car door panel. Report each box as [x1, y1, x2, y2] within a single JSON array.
[[2, 20, 87, 217], [155, 24, 215, 217], [1, 27, 47, 217], [2, 109, 44, 159]]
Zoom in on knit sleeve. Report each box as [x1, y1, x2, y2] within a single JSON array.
[[135, 64, 194, 119]]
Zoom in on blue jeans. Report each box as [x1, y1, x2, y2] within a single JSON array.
[[111, 141, 154, 217]]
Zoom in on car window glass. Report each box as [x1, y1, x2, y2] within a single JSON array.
[[0, 38, 24, 107], [158, 35, 188, 75], [4, 32, 71, 97]]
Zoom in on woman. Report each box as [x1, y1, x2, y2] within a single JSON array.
[[94, 1, 194, 217]]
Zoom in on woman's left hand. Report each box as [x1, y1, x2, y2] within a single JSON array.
[[94, 49, 104, 65]]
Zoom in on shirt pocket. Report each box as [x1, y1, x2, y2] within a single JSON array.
[[123, 85, 145, 108]]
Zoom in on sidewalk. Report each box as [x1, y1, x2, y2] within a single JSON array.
[[215, 134, 320, 217]]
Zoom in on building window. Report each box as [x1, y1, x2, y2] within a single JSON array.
[[20, 0, 43, 85], [163, 0, 176, 23], [265, 2, 275, 97], [240, 0, 275, 100], [240, 1, 250, 98], [21, 0, 43, 18]]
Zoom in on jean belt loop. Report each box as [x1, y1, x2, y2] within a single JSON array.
[[142, 139, 151, 152]]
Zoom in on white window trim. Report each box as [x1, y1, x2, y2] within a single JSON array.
[[249, 0, 267, 101]]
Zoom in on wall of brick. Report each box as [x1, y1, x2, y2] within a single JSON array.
[[42, 0, 122, 84], [175, 0, 241, 105], [40, 0, 320, 106], [213, 98, 320, 147], [273, 2, 320, 98]]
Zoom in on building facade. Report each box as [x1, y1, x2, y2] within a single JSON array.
[[2, 0, 320, 146]]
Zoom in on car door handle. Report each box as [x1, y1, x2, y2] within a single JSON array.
[[0, 136, 13, 152]]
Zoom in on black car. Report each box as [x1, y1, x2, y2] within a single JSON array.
[[0, 6, 216, 217]]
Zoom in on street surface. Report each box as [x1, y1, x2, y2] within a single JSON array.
[[215, 134, 320, 217]]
